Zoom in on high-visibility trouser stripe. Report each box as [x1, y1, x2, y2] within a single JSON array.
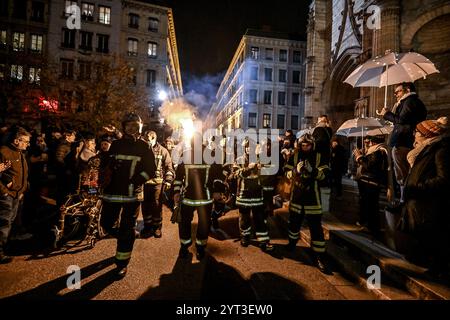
[[284, 165, 294, 170], [115, 155, 142, 161], [101, 195, 138, 202], [288, 230, 300, 240], [196, 239, 208, 246], [174, 187, 181, 192], [236, 201, 264, 207], [305, 209, 323, 215], [240, 226, 252, 236], [311, 241, 326, 253], [116, 251, 132, 261], [262, 187, 274, 191], [236, 197, 263, 202], [180, 238, 192, 245], [182, 199, 213, 206], [185, 164, 210, 169], [317, 165, 329, 170], [140, 171, 150, 180], [256, 232, 269, 242], [173, 180, 183, 185]]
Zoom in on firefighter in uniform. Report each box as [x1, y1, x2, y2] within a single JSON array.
[[258, 138, 279, 219], [235, 138, 274, 252], [99, 113, 156, 278], [140, 130, 175, 238], [284, 133, 330, 273], [173, 140, 225, 260]]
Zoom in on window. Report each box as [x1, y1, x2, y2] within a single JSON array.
[[264, 90, 272, 104], [11, 65, 23, 81], [79, 61, 91, 79], [99, 6, 110, 25], [263, 114, 271, 128], [278, 91, 286, 106], [1, 30, 7, 49], [29, 67, 40, 84], [65, 1, 77, 17], [293, 70, 300, 84], [97, 34, 109, 53], [13, 0, 27, 19], [31, 2, 45, 22], [61, 59, 74, 79], [248, 113, 257, 128], [128, 38, 138, 56], [250, 47, 259, 60], [129, 13, 139, 28], [279, 49, 287, 62], [13, 32, 25, 51], [292, 92, 299, 106], [291, 115, 299, 130], [250, 66, 258, 80], [31, 34, 43, 53], [293, 50, 302, 63], [265, 48, 273, 60], [148, 42, 157, 58], [0, 0, 8, 16], [249, 89, 257, 104], [264, 68, 272, 81], [148, 18, 159, 32], [279, 69, 287, 83], [80, 31, 92, 50], [62, 28, 76, 48], [82, 2, 94, 21], [277, 114, 285, 129], [146, 69, 156, 87]]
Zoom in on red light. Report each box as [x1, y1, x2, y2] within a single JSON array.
[[38, 97, 59, 112]]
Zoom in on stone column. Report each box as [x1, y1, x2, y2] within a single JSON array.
[[370, 0, 401, 115]]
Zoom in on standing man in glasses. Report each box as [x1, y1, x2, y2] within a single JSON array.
[[377, 82, 427, 203], [0, 127, 31, 264]]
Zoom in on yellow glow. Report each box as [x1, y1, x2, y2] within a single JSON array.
[[180, 118, 194, 141]]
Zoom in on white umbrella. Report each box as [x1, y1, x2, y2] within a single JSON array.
[[343, 125, 393, 137], [296, 127, 313, 139], [335, 117, 384, 144], [344, 51, 439, 108]]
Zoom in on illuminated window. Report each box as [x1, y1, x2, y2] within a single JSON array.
[[29, 67, 41, 84], [31, 34, 43, 53], [13, 32, 25, 51], [99, 6, 110, 25], [11, 65, 23, 81], [263, 113, 271, 128], [128, 38, 138, 56], [148, 42, 157, 58]]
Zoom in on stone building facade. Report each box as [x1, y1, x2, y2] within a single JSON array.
[[305, 0, 450, 130], [1, 0, 182, 119], [207, 29, 306, 137]]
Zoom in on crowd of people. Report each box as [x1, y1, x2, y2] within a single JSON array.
[[0, 81, 449, 281]]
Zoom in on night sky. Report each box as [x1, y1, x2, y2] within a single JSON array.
[[144, 0, 311, 115]]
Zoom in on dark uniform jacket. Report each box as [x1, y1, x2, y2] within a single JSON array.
[[101, 136, 156, 202], [173, 145, 225, 206], [285, 149, 329, 214], [147, 142, 175, 185], [355, 144, 389, 188]]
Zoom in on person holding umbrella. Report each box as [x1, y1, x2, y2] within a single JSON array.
[[376, 82, 427, 204]]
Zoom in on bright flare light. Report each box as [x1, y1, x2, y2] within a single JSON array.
[[180, 118, 194, 141], [158, 90, 168, 101]]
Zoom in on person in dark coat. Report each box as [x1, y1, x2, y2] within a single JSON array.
[[403, 117, 450, 279], [353, 135, 390, 238], [377, 82, 427, 202]]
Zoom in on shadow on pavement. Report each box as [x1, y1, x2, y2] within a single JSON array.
[[3, 257, 116, 300]]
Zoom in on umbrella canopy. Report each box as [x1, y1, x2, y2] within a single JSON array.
[[296, 128, 313, 139], [342, 125, 393, 137], [335, 117, 384, 140], [344, 51, 439, 108]]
